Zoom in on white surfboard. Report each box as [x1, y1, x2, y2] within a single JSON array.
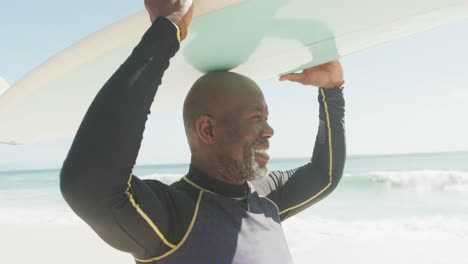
[[1, 0, 468, 145]]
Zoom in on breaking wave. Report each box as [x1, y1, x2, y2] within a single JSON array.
[[138, 170, 468, 192], [363, 170, 468, 192]]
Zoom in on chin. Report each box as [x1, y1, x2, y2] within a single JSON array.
[[249, 160, 270, 181]]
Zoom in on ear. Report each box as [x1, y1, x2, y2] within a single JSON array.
[[196, 115, 216, 144]]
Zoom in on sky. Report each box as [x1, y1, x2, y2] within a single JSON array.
[[1, 1, 468, 170]]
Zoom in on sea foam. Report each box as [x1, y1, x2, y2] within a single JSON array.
[[141, 170, 468, 193], [283, 216, 468, 264], [366, 170, 468, 192]]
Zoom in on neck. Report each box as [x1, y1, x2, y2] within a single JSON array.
[[190, 155, 246, 186]]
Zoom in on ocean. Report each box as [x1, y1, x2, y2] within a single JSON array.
[[1, 152, 467, 263]]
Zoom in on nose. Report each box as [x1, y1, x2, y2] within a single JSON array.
[[262, 121, 274, 138]]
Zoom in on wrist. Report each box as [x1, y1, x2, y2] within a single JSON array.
[[167, 20, 182, 42], [319, 86, 344, 99], [321, 80, 345, 89]]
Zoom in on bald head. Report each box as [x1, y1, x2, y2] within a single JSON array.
[[183, 71, 273, 184], [183, 71, 262, 144]]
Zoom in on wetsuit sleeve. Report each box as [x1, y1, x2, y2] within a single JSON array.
[[253, 87, 345, 221], [60, 17, 194, 261]]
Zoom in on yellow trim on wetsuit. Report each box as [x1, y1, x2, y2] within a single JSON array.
[[259, 195, 280, 213], [135, 191, 204, 262], [167, 21, 181, 42], [279, 88, 334, 216], [125, 173, 177, 249], [182, 176, 247, 200]]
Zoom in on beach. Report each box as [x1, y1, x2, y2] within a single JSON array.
[[1, 152, 468, 263]]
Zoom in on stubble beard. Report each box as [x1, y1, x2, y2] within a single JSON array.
[[217, 142, 269, 183]]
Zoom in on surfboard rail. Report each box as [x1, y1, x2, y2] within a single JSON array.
[[1, 0, 468, 144]]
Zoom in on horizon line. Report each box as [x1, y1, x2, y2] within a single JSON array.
[[1, 149, 467, 173]]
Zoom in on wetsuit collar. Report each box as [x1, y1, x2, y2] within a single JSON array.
[[185, 166, 249, 199]]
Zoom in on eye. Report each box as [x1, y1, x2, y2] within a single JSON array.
[[250, 114, 262, 121]]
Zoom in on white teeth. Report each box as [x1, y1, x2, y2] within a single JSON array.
[[255, 149, 267, 154]]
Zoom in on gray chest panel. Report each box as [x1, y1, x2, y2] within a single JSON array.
[[159, 191, 293, 264]]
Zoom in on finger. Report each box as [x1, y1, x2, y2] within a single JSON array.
[[179, 2, 194, 40], [144, 0, 157, 22], [279, 73, 305, 83]]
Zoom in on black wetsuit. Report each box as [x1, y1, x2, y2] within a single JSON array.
[[60, 17, 346, 264]]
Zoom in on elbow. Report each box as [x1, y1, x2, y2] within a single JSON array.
[[59, 150, 92, 202], [60, 151, 80, 199], [329, 162, 345, 192], [330, 145, 346, 192], [330, 170, 343, 192], [60, 166, 99, 221], [59, 151, 112, 222], [59, 160, 91, 212], [59, 164, 80, 207]]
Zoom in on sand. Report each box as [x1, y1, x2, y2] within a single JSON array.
[[2, 215, 467, 264]]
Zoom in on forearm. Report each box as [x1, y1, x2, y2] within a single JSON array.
[[282, 87, 345, 219], [258, 87, 346, 220], [311, 87, 346, 183], [60, 17, 180, 204]]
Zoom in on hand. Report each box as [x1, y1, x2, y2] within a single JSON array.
[[144, 0, 194, 41], [279, 60, 344, 89]]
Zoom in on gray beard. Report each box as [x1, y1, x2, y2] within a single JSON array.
[[217, 145, 269, 183]]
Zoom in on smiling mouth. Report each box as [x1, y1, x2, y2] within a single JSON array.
[[254, 148, 270, 167]]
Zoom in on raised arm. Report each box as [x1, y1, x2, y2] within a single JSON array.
[[60, 1, 195, 261], [253, 61, 346, 221]]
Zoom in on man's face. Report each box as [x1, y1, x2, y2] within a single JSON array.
[[213, 88, 274, 183]]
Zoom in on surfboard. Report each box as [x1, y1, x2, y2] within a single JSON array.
[[1, 0, 468, 145]]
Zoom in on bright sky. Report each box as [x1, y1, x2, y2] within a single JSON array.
[[1, 1, 468, 170]]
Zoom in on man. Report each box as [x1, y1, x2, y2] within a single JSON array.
[[60, 0, 346, 263]]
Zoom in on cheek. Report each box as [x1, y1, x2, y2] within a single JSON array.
[[227, 123, 258, 145], [217, 121, 256, 153], [219, 119, 242, 142]]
